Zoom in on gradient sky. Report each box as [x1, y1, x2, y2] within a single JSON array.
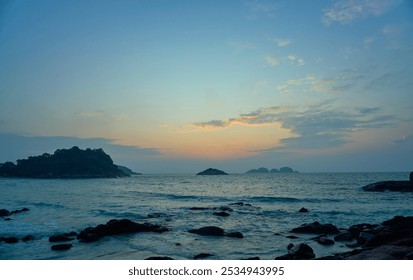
[[1, 0, 412, 173]]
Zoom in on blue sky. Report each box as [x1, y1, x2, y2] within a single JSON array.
[[0, 0, 412, 173]]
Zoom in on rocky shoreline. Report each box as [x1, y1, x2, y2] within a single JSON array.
[[1, 203, 413, 259]]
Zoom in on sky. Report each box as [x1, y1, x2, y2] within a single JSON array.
[[0, 0, 412, 173]]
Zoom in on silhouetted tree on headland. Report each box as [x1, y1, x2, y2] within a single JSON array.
[[0, 146, 128, 178]]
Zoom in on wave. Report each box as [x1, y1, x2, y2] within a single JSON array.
[[91, 209, 147, 220]]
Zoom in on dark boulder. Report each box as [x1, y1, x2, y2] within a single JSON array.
[[77, 219, 169, 242], [225, 232, 244, 238], [317, 236, 335, 246], [188, 226, 225, 236], [51, 244, 72, 251], [190, 207, 211, 211], [334, 231, 354, 242], [10, 208, 30, 214], [0, 237, 19, 244], [193, 253, 214, 259], [49, 233, 76, 243], [275, 243, 315, 260], [0, 209, 11, 217], [145, 256, 174, 260], [213, 211, 230, 217], [299, 207, 308, 213], [291, 221, 340, 234], [410, 172, 413, 182], [362, 181, 413, 192], [22, 235, 35, 242]]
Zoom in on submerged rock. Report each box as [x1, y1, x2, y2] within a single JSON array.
[[193, 253, 214, 259], [77, 219, 169, 242], [291, 221, 340, 234], [213, 211, 230, 217], [145, 256, 174, 260], [363, 181, 413, 192], [225, 232, 244, 238], [299, 207, 308, 213], [51, 244, 72, 251], [188, 226, 225, 236]]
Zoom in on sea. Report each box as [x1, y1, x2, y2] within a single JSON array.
[[1, 172, 412, 260]]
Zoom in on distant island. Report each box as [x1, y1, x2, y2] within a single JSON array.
[[0, 146, 131, 178], [197, 168, 228, 175], [246, 167, 297, 174]]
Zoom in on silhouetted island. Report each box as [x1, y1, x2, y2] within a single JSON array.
[[0, 146, 130, 178], [197, 168, 228, 175], [246, 166, 297, 174]]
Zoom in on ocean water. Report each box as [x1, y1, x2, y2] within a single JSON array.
[[1, 172, 412, 260]]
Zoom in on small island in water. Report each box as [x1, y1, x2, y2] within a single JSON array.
[[0, 146, 132, 178], [197, 168, 228, 175], [246, 166, 297, 174]]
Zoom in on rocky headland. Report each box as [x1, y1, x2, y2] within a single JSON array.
[[246, 166, 297, 174], [0, 146, 130, 178]]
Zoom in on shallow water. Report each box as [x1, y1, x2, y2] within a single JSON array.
[[1, 172, 412, 259]]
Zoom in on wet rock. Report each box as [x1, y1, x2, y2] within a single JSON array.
[[334, 231, 354, 242], [4, 218, 11, 221], [225, 232, 244, 238], [145, 256, 174, 260], [299, 207, 308, 213], [287, 243, 294, 250], [77, 219, 169, 242], [0, 237, 19, 244], [10, 208, 30, 215], [275, 243, 315, 260], [0, 209, 11, 217], [22, 235, 35, 242], [213, 211, 230, 217], [188, 226, 225, 236], [362, 181, 413, 192], [285, 235, 299, 239], [317, 236, 335, 246], [358, 232, 375, 245], [194, 253, 214, 259], [291, 221, 339, 234], [229, 202, 252, 207], [190, 207, 210, 211], [51, 244, 72, 251], [49, 234, 75, 243], [218, 206, 233, 212], [241, 257, 260, 260], [348, 223, 378, 237]]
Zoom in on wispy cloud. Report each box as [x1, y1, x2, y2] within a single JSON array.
[[267, 36, 292, 47], [322, 0, 399, 26], [265, 55, 279, 66], [246, 0, 277, 19], [186, 102, 397, 152], [287, 55, 305, 66]]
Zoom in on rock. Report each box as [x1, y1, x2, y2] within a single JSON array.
[[0, 237, 19, 244], [0, 209, 11, 217], [188, 226, 225, 236], [358, 232, 375, 245], [287, 243, 294, 250], [10, 208, 30, 214], [197, 168, 228, 175], [334, 231, 354, 242], [22, 235, 35, 242], [288, 243, 315, 259], [218, 206, 233, 212], [246, 167, 270, 174], [291, 221, 340, 234], [49, 234, 75, 243], [145, 256, 174, 260], [193, 253, 214, 259], [77, 219, 169, 242], [213, 211, 230, 217], [410, 172, 413, 182], [51, 244, 72, 251], [229, 202, 252, 207], [348, 223, 378, 237], [4, 218, 11, 221], [299, 207, 308, 213], [317, 236, 335, 246], [362, 181, 413, 192], [276, 243, 315, 260], [241, 257, 260, 260], [190, 207, 210, 211], [285, 235, 299, 239], [225, 232, 244, 238]]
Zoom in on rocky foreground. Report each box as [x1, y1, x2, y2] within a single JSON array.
[[275, 216, 413, 260], [1, 204, 413, 259]]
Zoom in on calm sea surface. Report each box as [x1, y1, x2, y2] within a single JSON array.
[[1, 172, 412, 260]]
